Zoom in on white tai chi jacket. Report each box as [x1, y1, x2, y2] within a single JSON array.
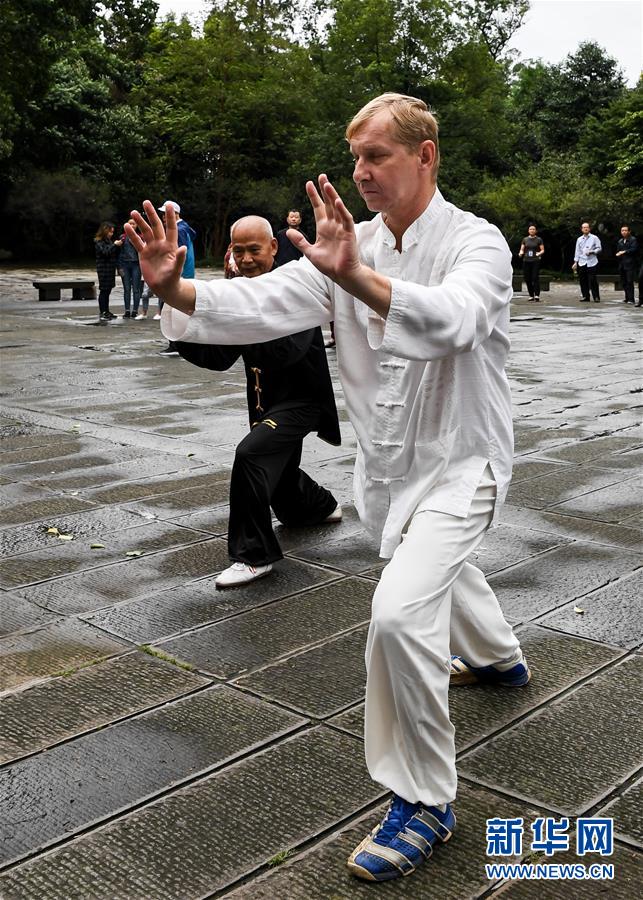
[[163, 189, 514, 558]]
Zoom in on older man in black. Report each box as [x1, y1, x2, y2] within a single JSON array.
[[177, 215, 341, 587]]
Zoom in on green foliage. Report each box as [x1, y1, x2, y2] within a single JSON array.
[[511, 41, 626, 155], [5, 169, 114, 255], [0, 1, 637, 266]]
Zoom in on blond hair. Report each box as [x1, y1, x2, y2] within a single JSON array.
[[346, 93, 440, 177]]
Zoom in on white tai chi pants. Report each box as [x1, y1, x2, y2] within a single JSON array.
[[364, 466, 522, 807]]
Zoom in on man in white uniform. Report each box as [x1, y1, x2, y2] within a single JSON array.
[[128, 93, 530, 883]]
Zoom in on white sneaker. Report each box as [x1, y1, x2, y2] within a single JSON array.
[[324, 504, 343, 523], [153, 313, 162, 320], [215, 561, 273, 588], [135, 313, 147, 320]]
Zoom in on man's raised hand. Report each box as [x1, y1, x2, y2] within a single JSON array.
[[288, 174, 391, 318], [126, 201, 187, 297], [287, 175, 362, 289]]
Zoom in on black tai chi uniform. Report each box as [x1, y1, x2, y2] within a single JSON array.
[[177, 325, 340, 566]]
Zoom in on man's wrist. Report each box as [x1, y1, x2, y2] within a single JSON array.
[[338, 263, 391, 317], [157, 279, 196, 315]]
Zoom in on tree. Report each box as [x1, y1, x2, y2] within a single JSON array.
[[5, 170, 114, 256], [511, 42, 626, 155], [0, 0, 97, 164], [136, 4, 319, 256], [579, 79, 643, 197]]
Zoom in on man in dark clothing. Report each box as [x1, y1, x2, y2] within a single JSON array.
[[177, 215, 341, 588], [275, 209, 308, 266], [615, 225, 639, 305]]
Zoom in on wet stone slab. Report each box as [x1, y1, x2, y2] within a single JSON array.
[[0, 494, 98, 528], [621, 509, 643, 528], [0, 727, 378, 899], [510, 458, 570, 483], [14, 537, 230, 615], [30, 454, 204, 492], [273, 504, 364, 554], [81, 558, 338, 643], [449, 627, 622, 751], [500, 503, 643, 550], [528, 433, 642, 465], [0, 425, 72, 453], [0, 619, 126, 692], [235, 626, 369, 718], [459, 655, 643, 813], [0, 438, 88, 466], [328, 702, 365, 738], [469, 524, 571, 576], [505, 466, 626, 509], [164, 503, 231, 535], [0, 507, 148, 558], [0, 521, 209, 588], [538, 571, 643, 649], [3, 451, 139, 480], [490, 541, 640, 623], [492, 842, 643, 898], [227, 783, 536, 900], [84, 467, 228, 504], [0, 593, 58, 636], [580, 447, 643, 473], [0, 686, 306, 866], [549, 477, 643, 524], [288, 531, 382, 574], [160, 577, 374, 679], [0, 651, 210, 765], [600, 777, 643, 846], [123, 480, 231, 517], [512, 426, 587, 456]]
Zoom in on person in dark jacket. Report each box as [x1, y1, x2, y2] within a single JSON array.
[[117, 218, 142, 318], [94, 222, 122, 320], [615, 225, 639, 305], [177, 214, 341, 587]]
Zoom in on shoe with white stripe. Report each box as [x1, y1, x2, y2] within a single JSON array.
[[347, 795, 455, 881], [215, 562, 272, 589], [450, 655, 531, 686]]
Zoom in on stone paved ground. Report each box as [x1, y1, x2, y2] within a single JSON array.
[[0, 269, 641, 899]]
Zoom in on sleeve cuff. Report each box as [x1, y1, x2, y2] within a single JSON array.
[[376, 278, 409, 354]]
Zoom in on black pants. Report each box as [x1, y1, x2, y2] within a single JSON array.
[[228, 405, 338, 565], [97, 287, 112, 314], [523, 261, 540, 298], [620, 267, 635, 304], [578, 265, 600, 301]]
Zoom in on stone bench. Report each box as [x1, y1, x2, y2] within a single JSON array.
[[595, 274, 623, 290], [512, 275, 551, 292], [33, 279, 95, 301]]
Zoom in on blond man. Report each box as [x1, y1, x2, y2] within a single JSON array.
[[128, 93, 529, 883]]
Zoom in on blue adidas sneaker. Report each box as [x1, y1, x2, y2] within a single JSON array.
[[450, 655, 531, 687], [347, 795, 456, 881]]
